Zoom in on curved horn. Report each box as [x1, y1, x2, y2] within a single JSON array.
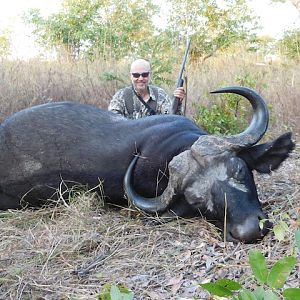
[[124, 155, 169, 213], [211, 86, 269, 147]]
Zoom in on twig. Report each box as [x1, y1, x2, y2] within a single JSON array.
[[74, 253, 109, 277], [198, 243, 241, 273], [73, 247, 118, 277], [224, 193, 228, 244]]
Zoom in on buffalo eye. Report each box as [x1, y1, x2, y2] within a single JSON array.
[[230, 159, 246, 181]]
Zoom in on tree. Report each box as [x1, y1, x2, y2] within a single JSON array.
[[25, 0, 159, 59], [279, 28, 300, 60], [93, 0, 159, 59], [25, 0, 259, 62], [268, 1, 300, 60], [0, 29, 11, 58], [165, 0, 258, 61]]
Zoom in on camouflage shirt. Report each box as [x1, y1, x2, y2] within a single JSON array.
[[108, 85, 182, 119]]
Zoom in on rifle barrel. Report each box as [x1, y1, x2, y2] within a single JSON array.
[[176, 38, 191, 88], [171, 38, 191, 114]]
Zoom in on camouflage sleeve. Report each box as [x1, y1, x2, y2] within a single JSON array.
[[108, 90, 126, 116]]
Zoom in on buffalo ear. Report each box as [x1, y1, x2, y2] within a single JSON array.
[[238, 132, 295, 173]]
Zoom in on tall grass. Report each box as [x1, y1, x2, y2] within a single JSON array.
[[185, 52, 300, 137], [0, 57, 128, 118], [0, 51, 299, 137]]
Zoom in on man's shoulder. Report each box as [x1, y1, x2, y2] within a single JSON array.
[[149, 84, 165, 93], [149, 85, 169, 102], [113, 85, 133, 98]]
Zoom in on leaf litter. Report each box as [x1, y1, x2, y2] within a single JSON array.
[[0, 148, 299, 300]]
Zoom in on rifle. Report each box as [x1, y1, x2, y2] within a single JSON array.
[[170, 38, 191, 115]]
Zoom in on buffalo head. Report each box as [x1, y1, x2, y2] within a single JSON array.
[[124, 87, 295, 243]]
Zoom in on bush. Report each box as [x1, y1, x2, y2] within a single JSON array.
[[192, 72, 269, 135], [193, 91, 249, 135]]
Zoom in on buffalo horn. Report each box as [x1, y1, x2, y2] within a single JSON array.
[[124, 155, 170, 213], [211, 86, 269, 147]]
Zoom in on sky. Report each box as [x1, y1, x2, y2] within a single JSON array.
[[0, 0, 299, 59]]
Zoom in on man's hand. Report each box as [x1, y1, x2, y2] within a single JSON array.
[[173, 87, 186, 102]]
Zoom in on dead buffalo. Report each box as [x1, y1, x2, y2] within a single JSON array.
[[0, 86, 294, 242]]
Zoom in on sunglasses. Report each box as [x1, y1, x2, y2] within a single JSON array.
[[131, 72, 150, 78]]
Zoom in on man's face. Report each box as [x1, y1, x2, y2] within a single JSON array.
[[130, 64, 151, 92]]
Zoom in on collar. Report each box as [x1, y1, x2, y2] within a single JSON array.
[[132, 85, 157, 101], [148, 85, 158, 101]]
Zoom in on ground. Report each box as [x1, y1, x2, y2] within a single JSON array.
[[0, 149, 299, 300]]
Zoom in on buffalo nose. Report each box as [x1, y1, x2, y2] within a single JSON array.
[[229, 214, 272, 243]]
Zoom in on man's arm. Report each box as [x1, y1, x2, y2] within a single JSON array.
[[108, 91, 126, 116]]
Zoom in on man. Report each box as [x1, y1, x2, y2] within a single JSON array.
[[108, 59, 186, 119]]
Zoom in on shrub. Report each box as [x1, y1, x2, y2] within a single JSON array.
[[192, 72, 269, 135], [193, 91, 249, 134]]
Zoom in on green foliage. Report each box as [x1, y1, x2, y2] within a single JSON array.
[[24, 0, 102, 58], [200, 231, 300, 299], [24, 0, 159, 59], [267, 256, 297, 289], [193, 99, 248, 135], [279, 28, 300, 61], [273, 220, 289, 241], [0, 29, 11, 58], [166, 0, 258, 60], [146, 36, 177, 86], [99, 71, 126, 85], [24, 0, 257, 64], [283, 288, 300, 300], [23, 0, 261, 88], [200, 279, 241, 297], [296, 230, 300, 251], [192, 71, 270, 134], [98, 284, 134, 300], [193, 84, 250, 135], [270, 211, 291, 242], [248, 250, 268, 284]]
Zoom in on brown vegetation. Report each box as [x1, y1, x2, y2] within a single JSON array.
[[0, 53, 299, 299], [186, 52, 300, 138], [0, 52, 299, 137], [0, 57, 127, 118]]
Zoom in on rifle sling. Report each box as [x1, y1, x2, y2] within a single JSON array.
[[124, 86, 157, 117], [132, 86, 157, 116]]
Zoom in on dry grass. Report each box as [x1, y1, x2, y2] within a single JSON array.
[[185, 53, 300, 137], [0, 149, 299, 299], [0, 52, 300, 137], [0, 53, 299, 299], [0, 57, 128, 119]]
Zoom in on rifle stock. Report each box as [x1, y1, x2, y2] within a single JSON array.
[[171, 38, 191, 114]]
